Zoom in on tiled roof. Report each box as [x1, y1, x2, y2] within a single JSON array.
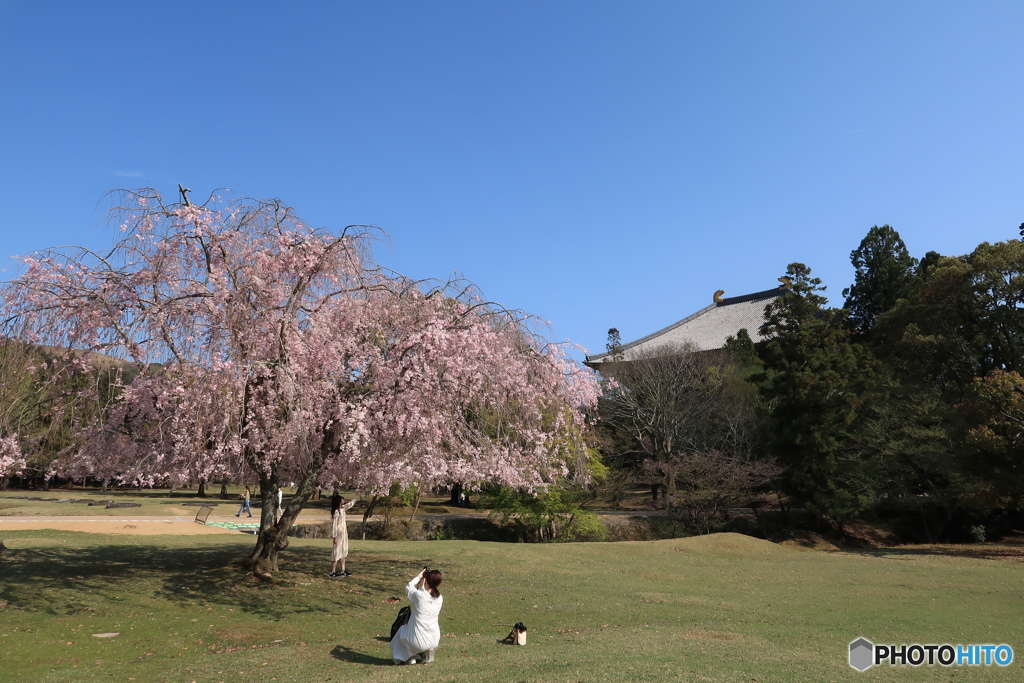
[[585, 287, 784, 366]]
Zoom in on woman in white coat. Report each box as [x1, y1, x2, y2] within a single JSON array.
[[329, 494, 357, 577], [391, 567, 444, 665]]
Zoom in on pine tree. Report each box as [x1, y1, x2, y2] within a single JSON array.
[[842, 225, 919, 339], [756, 263, 878, 528]]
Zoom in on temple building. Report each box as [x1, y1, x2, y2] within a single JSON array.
[[584, 278, 792, 368]]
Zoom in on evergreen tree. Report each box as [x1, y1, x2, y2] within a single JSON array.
[[852, 374, 964, 542], [756, 263, 878, 527], [868, 240, 1024, 529], [957, 369, 1024, 508], [876, 240, 1024, 396], [842, 225, 919, 339], [966, 240, 1024, 374], [724, 328, 760, 371], [606, 327, 623, 362]]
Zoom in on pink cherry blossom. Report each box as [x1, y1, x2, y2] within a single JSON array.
[[0, 434, 25, 478], [3, 189, 600, 572]]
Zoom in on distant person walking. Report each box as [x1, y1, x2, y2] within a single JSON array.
[[391, 567, 444, 665], [329, 493, 358, 577], [236, 486, 253, 517], [274, 487, 284, 523]]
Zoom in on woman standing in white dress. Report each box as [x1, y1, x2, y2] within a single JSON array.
[[329, 494, 357, 577], [391, 567, 444, 664]]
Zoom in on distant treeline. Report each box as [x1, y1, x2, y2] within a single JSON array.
[[598, 226, 1024, 543]]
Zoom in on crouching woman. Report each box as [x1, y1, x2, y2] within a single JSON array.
[[391, 567, 444, 665]]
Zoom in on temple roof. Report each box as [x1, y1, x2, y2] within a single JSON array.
[[585, 285, 787, 367]]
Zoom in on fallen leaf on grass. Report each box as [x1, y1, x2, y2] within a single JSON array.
[[92, 632, 120, 638]]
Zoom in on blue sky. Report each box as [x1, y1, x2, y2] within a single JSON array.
[[2, 1, 1022, 360]]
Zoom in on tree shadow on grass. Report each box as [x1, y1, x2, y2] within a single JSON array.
[[0, 536, 436, 621], [833, 542, 1024, 562]]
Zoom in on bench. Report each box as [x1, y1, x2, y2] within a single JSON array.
[[194, 505, 214, 525]]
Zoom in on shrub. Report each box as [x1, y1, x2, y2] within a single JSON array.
[[561, 511, 608, 542]]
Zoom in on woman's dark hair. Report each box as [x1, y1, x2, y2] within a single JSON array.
[[330, 491, 342, 514], [424, 569, 443, 598]]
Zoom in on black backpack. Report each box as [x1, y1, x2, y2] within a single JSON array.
[[389, 606, 411, 641]]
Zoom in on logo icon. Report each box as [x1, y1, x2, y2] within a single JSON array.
[[849, 638, 874, 671]]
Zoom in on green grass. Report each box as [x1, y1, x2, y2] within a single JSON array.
[[0, 531, 1020, 682]]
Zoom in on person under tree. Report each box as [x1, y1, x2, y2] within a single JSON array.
[[329, 492, 358, 577]]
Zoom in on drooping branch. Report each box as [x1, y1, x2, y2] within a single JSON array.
[[2, 188, 601, 572]]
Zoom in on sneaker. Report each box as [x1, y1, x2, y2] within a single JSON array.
[[341, 570, 352, 577], [328, 571, 340, 578]]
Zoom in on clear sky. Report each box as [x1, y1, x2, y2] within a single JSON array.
[[2, 1, 1022, 360]]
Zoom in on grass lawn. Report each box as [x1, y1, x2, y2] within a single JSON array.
[[1, 530, 1021, 682]]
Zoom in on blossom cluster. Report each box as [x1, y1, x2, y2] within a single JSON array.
[[3, 190, 600, 496], [0, 434, 25, 478]]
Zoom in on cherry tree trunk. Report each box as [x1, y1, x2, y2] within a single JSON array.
[[361, 495, 380, 540], [247, 521, 289, 576], [244, 464, 322, 576], [247, 486, 292, 575], [448, 482, 463, 506]]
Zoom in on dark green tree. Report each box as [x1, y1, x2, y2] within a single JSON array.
[[966, 241, 1024, 375], [755, 263, 879, 528], [842, 225, 919, 339], [876, 240, 1024, 397], [859, 240, 1024, 535], [851, 375, 965, 542], [916, 250, 945, 280], [723, 328, 761, 371], [956, 369, 1024, 509], [606, 327, 623, 362]]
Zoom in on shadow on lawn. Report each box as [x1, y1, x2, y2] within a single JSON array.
[[0, 539, 435, 620], [834, 541, 1024, 562], [331, 644, 394, 666]]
